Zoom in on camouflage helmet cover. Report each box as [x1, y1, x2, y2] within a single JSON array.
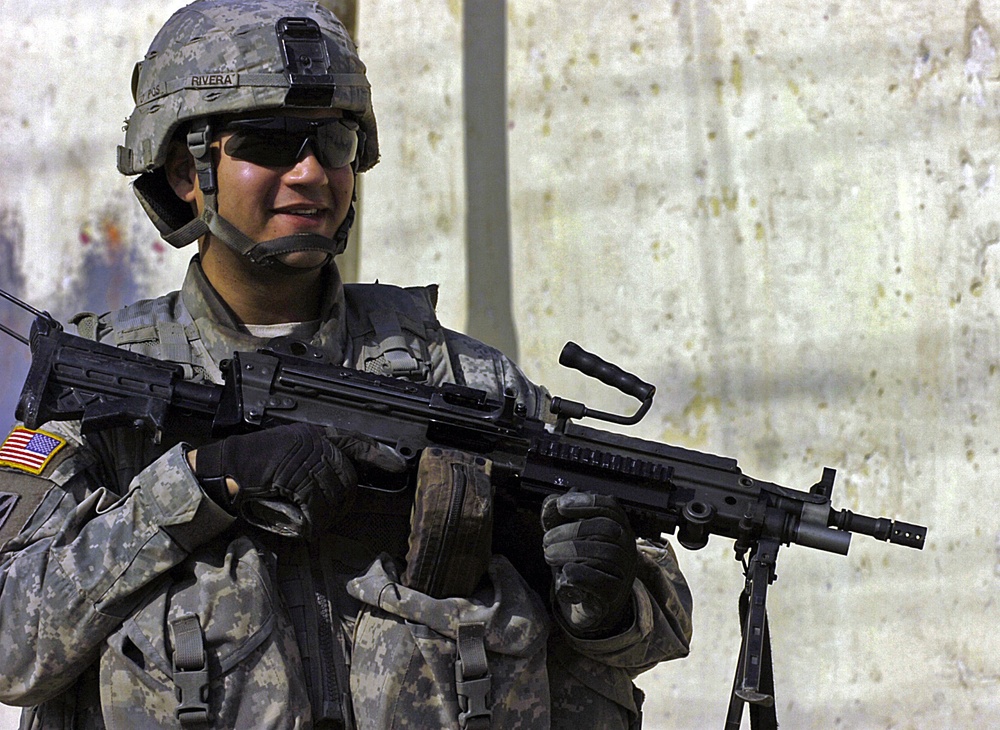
[[118, 0, 379, 177]]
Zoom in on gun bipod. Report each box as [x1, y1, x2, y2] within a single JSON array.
[[726, 536, 779, 730]]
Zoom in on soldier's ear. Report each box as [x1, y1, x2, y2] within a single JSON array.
[[164, 140, 197, 204]]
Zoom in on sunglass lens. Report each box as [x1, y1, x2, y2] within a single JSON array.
[[223, 132, 302, 167], [222, 119, 358, 169], [315, 123, 358, 168]]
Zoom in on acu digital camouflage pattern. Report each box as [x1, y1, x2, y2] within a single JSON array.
[[348, 555, 551, 729], [118, 0, 378, 177], [100, 536, 312, 729], [0, 258, 693, 728]]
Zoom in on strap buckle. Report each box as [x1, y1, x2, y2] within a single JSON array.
[[186, 121, 216, 194], [455, 622, 491, 729], [171, 614, 212, 726], [455, 662, 492, 729]]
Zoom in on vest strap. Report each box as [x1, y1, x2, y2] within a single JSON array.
[[170, 614, 212, 726], [455, 621, 492, 730], [157, 321, 190, 364], [368, 309, 423, 376]]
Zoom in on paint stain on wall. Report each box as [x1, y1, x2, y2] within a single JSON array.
[[0, 206, 147, 435], [72, 211, 143, 316]]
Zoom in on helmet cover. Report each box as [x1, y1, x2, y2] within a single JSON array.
[[119, 0, 378, 176], [118, 0, 378, 254]]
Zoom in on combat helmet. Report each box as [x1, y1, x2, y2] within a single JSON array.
[[118, 0, 378, 268]]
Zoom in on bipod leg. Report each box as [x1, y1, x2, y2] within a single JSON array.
[[724, 537, 780, 730], [725, 632, 749, 729]]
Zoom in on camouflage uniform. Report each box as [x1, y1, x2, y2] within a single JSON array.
[[0, 258, 692, 729]]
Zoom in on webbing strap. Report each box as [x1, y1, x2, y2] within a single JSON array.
[[369, 309, 423, 376], [455, 622, 491, 730], [157, 321, 189, 364], [171, 614, 212, 726]]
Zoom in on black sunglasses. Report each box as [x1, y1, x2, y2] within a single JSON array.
[[221, 116, 360, 169]]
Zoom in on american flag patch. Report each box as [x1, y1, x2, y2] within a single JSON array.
[[0, 427, 67, 475]]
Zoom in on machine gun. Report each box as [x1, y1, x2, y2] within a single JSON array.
[[0, 287, 926, 729]]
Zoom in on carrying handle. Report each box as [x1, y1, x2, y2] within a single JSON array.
[[550, 341, 655, 426]]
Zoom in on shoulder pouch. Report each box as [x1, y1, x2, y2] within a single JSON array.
[[403, 447, 494, 598]]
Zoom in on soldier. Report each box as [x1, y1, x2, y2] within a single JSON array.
[[0, 1, 692, 728]]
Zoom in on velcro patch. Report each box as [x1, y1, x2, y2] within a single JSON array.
[[0, 427, 67, 475]]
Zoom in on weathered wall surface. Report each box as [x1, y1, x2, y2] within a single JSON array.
[[1, 1, 997, 728], [362, 2, 999, 727], [0, 1, 192, 445]]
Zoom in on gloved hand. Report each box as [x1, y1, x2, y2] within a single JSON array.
[[191, 422, 407, 539], [541, 491, 638, 636]]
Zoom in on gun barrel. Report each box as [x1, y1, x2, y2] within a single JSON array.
[[0, 287, 47, 319], [833, 509, 927, 549]]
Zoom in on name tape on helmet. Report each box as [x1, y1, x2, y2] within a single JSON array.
[[190, 73, 239, 89], [137, 73, 247, 105]]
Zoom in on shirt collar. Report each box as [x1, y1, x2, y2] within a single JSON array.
[[179, 255, 349, 365]]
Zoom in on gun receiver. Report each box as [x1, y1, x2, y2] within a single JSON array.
[[0, 293, 927, 729]]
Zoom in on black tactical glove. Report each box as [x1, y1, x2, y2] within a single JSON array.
[[541, 491, 639, 637], [192, 422, 407, 539]]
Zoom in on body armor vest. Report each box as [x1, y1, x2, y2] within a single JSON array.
[[74, 280, 457, 727]]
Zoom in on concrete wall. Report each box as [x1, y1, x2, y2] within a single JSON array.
[[1, 1, 997, 727]]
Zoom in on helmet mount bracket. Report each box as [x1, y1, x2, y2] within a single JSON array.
[[277, 17, 338, 107]]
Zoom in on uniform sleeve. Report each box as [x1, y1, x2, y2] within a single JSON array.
[[441, 328, 552, 421], [547, 538, 693, 728], [0, 421, 234, 706], [555, 539, 692, 668]]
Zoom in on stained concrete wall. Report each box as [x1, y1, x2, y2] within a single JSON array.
[[1, 1, 997, 728]]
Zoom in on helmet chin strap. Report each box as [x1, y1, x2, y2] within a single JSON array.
[[164, 118, 353, 273]]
